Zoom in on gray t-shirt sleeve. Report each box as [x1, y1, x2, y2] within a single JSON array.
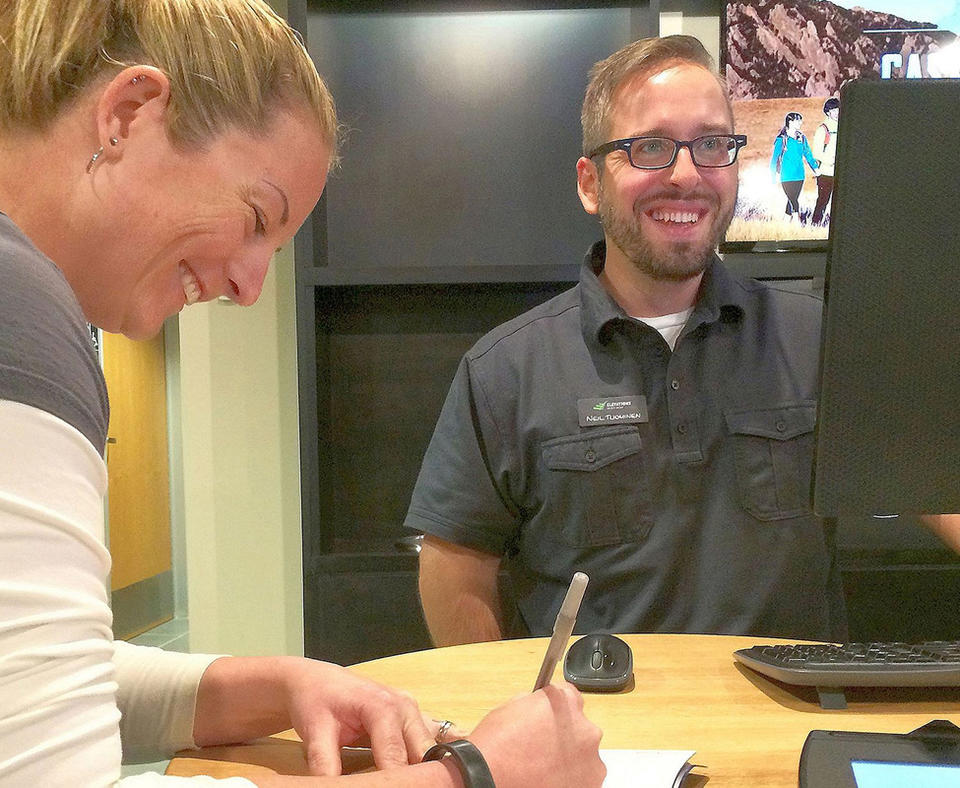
[[0, 214, 109, 454], [404, 355, 519, 555]]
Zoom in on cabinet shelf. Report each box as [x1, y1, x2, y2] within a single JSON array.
[[298, 264, 581, 288]]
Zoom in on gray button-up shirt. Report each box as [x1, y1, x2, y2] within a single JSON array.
[[406, 242, 846, 641]]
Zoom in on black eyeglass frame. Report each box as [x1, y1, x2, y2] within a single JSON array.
[[588, 134, 748, 169]]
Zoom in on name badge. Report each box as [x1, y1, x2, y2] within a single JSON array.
[[577, 395, 648, 426]]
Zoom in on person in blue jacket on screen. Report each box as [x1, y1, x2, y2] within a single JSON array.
[[770, 112, 820, 223]]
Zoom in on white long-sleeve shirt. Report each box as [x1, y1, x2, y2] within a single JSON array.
[[0, 402, 253, 787]]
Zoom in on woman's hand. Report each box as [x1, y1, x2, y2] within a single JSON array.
[[193, 656, 436, 776], [280, 659, 438, 775], [468, 682, 606, 788], [194, 658, 603, 786]]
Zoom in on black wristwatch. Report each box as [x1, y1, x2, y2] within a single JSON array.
[[422, 739, 496, 788]]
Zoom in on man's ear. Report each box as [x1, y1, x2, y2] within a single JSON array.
[[93, 65, 171, 162], [576, 156, 601, 215]]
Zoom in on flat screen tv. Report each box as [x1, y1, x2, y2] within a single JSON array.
[[722, 0, 959, 253]]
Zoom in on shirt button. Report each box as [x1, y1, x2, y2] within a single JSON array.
[[585, 449, 597, 463], [676, 423, 687, 435], [670, 379, 681, 391], [776, 421, 787, 433]]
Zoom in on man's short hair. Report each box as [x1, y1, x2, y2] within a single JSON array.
[[581, 35, 727, 157], [823, 97, 840, 114]]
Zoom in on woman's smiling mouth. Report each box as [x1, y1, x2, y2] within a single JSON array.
[[179, 261, 201, 305]]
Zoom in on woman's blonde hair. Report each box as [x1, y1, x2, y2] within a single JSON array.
[[581, 35, 726, 158], [0, 0, 338, 160]]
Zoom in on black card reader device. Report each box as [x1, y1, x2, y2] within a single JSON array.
[[799, 720, 960, 788]]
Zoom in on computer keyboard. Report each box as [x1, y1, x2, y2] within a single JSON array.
[[733, 641, 960, 709]]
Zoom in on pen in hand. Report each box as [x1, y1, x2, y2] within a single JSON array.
[[533, 571, 589, 691]]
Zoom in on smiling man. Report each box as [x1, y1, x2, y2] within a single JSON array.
[[405, 35, 846, 646]]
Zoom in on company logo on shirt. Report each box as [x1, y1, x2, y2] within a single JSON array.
[[578, 395, 648, 426]]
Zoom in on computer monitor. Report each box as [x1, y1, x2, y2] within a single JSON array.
[[812, 78, 960, 518]]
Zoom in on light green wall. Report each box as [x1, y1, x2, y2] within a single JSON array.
[[168, 0, 303, 659], [177, 241, 303, 656]]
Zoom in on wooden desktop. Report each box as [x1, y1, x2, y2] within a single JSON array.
[[167, 634, 960, 785]]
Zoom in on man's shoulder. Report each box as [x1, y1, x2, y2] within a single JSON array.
[[725, 272, 824, 348], [466, 284, 582, 362], [727, 269, 823, 313], [756, 279, 823, 314]]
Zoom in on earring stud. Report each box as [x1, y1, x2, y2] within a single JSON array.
[[109, 137, 119, 146]]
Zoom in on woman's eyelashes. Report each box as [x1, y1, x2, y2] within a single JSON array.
[[252, 204, 267, 236]]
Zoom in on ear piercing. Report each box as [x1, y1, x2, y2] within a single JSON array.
[[86, 138, 120, 173], [87, 76, 138, 173], [86, 146, 104, 173]]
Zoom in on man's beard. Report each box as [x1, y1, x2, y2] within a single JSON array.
[[598, 182, 735, 282]]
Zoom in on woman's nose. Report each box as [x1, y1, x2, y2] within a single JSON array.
[[226, 250, 271, 306]]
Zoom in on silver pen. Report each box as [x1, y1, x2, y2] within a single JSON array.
[[533, 571, 589, 691]]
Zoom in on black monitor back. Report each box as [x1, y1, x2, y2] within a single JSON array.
[[813, 78, 960, 517]]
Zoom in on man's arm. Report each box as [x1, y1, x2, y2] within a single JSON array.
[[418, 535, 504, 646], [919, 514, 960, 554]]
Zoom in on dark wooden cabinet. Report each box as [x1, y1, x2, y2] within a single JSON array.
[[304, 553, 429, 665], [298, 278, 576, 660]]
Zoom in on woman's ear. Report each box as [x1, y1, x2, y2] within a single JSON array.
[[576, 156, 601, 216], [93, 65, 170, 162]]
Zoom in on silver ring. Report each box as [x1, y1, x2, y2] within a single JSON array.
[[435, 719, 454, 744]]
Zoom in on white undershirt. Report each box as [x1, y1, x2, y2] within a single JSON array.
[[0, 400, 251, 786], [632, 307, 694, 350]]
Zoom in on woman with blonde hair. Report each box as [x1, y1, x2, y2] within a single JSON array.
[[0, 2, 604, 785]]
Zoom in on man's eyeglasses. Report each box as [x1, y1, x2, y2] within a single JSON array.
[[588, 134, 748, 169]]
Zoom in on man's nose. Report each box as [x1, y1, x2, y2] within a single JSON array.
[[226, 251, 272, 307], [668, 146, 701, 191]]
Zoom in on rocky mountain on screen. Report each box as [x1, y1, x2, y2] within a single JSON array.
[[726, 0, 944, 99]]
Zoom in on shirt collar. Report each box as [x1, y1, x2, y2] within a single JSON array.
[[579, 240, 746, 347]]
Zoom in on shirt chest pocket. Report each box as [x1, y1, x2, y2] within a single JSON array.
[[537, 426, 651, 547], [724, 403, 816, 521]]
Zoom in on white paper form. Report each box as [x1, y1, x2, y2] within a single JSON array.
[[601, 749, 699, 788]]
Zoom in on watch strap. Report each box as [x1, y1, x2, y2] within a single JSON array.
[[422, 739, 496, 788]]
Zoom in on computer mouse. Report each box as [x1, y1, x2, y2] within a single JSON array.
[[563, 633, 633, 692]]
